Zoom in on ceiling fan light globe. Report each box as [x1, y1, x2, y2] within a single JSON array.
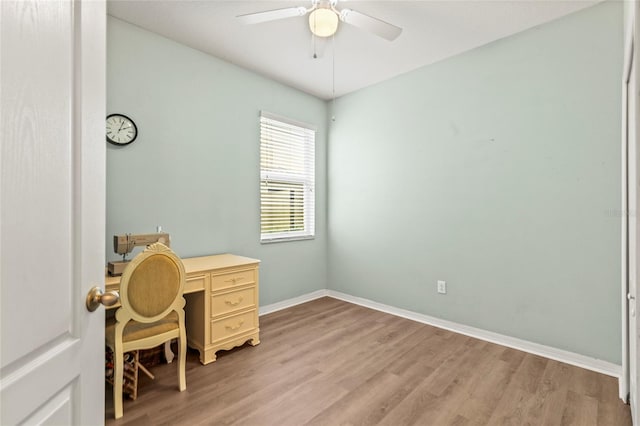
[[309, 8, 338, 37]]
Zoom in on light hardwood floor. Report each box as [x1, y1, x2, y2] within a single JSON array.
[[105, 297, 631, 425]]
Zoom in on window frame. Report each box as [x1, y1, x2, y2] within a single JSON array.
[[259, 111, 316, 243]]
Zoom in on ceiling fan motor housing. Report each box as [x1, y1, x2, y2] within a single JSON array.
[[309, 7, 339, 37]]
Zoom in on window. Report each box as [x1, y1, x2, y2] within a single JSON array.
[[260, 112, 315, 242]]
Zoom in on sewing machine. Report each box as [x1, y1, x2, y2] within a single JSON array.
[[107, 232, 171, 276]]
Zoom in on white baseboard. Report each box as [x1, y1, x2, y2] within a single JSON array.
[[259, 289, 328, 316], [257, 289, 622, 385], [326, 290, 622, 380]]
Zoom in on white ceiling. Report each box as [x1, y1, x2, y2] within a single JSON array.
[[107, 0, 601, 100]]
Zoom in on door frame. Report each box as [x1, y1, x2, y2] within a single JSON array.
[[622, 3, 639, 418], [621, 10, 633, 402]]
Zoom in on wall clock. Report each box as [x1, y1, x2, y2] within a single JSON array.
[[106, 113, 138, 146]]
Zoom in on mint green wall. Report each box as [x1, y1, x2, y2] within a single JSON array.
[[328, 2, 623, 363], [109, 3, 624, 363], [106, 17, 327, 305]]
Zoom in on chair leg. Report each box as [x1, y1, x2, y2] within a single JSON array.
[[164, 340, 174, 363], [178, 335, 186, 391], [114, 348, 124, 419]]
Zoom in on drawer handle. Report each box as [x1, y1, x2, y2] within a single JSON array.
[[224, 277, 241, 284], [225, 296, 243, 306], [225, 320, 244, 331]]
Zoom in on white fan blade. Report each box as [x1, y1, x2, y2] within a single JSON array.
[[339, 9, 402, 41], [238, 6, 308, 25]]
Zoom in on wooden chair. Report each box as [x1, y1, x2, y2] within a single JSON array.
[[106, 243, 187, 419]]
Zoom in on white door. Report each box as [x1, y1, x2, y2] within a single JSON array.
[[0, 1, 106, 424]]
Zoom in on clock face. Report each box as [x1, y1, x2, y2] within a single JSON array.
[[106, 114, 138, 146]]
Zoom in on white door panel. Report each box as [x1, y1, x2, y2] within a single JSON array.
[[1, 0, 74, 369], [0, 0, 106, 424]]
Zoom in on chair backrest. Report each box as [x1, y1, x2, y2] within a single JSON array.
[[118, 243, 186, 324]]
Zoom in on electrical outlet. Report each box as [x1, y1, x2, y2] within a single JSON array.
[[437, 280, 447, 294]]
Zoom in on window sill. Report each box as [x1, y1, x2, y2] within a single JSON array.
[[260, 235, 315, 244]]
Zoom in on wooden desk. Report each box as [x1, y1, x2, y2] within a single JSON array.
[[106, 253, 260, 365]]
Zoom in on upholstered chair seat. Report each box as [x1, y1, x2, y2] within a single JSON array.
[[106, 312, 179, 345]]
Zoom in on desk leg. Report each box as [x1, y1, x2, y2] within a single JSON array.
[[164, 341, 174, 364], [200, 348, 217, 365]]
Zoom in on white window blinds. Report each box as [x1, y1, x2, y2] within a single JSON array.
[[260, 112, 315, 242]]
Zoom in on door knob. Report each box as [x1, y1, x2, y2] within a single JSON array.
[[86, 286, 119, 312]]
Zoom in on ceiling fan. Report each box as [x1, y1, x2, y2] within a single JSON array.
[[237, 0, 403, 41]]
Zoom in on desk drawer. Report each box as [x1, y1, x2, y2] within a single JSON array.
[[211, 287, 256, 318], [210, 310, 257, 344], [185, 274, 207, 294], [211, 269, 256, 291]]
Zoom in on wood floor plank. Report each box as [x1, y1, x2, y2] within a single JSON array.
[[512, 353, 550, 394], [560, 390, 599, 426], [524, 360, 573, 426], [413, 341, 505, 425], [447, 343, 514, 424], [305, 370, 406, 426], [383, 329, 441, 376], [598, 400, 634, 426], [376, 386, 441, 426], [377, 337, 490, 425], [499, 347, 527, 371], [483, 353, 550, 426], [458, 361, 515, 425], [105, 298, 631, 426], [234, 367, 351, 425]]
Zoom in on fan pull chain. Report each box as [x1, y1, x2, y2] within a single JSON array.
[[312, 33, 318, 59], [331, 33, 336, 121]]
